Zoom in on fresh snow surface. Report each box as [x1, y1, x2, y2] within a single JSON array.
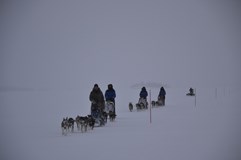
[[0, 87, 241, 160], [1, 1, 241, 160]]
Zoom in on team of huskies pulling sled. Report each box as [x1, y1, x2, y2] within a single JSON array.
[[128, 96, 165, 112], [128, 87, 195, 112], [61, 87, 195, 135], [61, 101, 116, 136], [129, 86, 167, 112]]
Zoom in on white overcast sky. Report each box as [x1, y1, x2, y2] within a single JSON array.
[[1, 0, 241, 90]]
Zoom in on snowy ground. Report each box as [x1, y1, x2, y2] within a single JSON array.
[[1, 86, 241, 160], [1, 1, 241, 159]]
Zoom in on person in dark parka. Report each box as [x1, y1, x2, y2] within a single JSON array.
[[139, 87, 148, 100], [158, 87, 166, 105], [89, 84, 105, 114], [105, 84, 116, 114], [105, 84, 116, 104]]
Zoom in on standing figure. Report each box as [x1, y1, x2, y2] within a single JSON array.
[[105, 84, 116, 115], [158, 87, 166, 106], [139, 87, 148, 100], [187, 87, 195, 96], [89, 84, 105, 116], [137, 87, 148, 109]]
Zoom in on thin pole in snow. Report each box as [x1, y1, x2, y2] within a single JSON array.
[[194, 88, 196, 106], [149, 90, 152, 124]]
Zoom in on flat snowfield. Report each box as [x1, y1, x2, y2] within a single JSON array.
[[1, 0, 241, 160], [1, 87, 240, 160]]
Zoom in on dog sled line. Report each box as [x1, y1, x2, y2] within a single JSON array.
[[128, 97, 149, 112], [61, 115, 95, 136], [61, 113, 111, 136], [61, 101, 116, 136], [129, 97, 165, 112]]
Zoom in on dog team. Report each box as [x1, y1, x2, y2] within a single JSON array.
[[129, 86, 166, 112], [61, 84, 168, 135], [61, 84, 116, 135]]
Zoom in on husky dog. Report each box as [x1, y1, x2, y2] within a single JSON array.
[[152, 99, 163, 107], [61, 117, 75, 135], [136, 98, 148, 110], [76, 115, 88, 132], [87, 115, 95, 130], [68, 117, 75, 132], [61, 119, 68, 135], [61, 118, 69, 135], [91, 109, 106, 127], [129, 102, 133, 112], [75, 115, 81, 131], [109, 111, 116, 121], [75, 115, 95, 132], [102, 111, 108, 123], [151, 100, 156, 107]]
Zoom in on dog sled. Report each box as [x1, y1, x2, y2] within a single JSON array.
[[89, 101, 107, 127], [186, 88, 195, 96], [128, 98, 148, 112], [136, 97, 148, 110], [152, 96, 165, 107], [91, 108, 106, 127], [105, 101, 116, 121], [186, 93, 195, 96]]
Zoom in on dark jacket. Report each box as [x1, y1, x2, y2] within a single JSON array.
[[158, 87, 166, 98], [139, 87, 148, 99], [105, 88, 116, 103], [89, 87, 105, 111], [189, 88, 194, 94]]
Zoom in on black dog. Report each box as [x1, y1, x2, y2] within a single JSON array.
[[75, 115, 95, 132], [76, 115, 88, 132], [129, 102, 133, 112], [102, 111, 108, 123], [151, 101, 156, 107], [87, 115, 95, 130], [61, 117, 74, 135], [61, 118, 68, 135], [68, 117, 75, 132], [109, 111, 116, 121]]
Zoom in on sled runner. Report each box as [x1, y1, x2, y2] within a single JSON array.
[[186, 93, 195, 96]]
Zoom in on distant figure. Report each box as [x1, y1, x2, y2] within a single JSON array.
[[158, 87, 166, 106], [105, 84, 116, 115], [136, 87, 148, 110], [187, 87, 195, 96], [89, 84, 105, 115], [189, 88, 194, 95], [139, 87, 148, 100]]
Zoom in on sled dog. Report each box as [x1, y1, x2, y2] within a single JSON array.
[[129, 102, 133, 112], [61, 117, 74, 135]]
